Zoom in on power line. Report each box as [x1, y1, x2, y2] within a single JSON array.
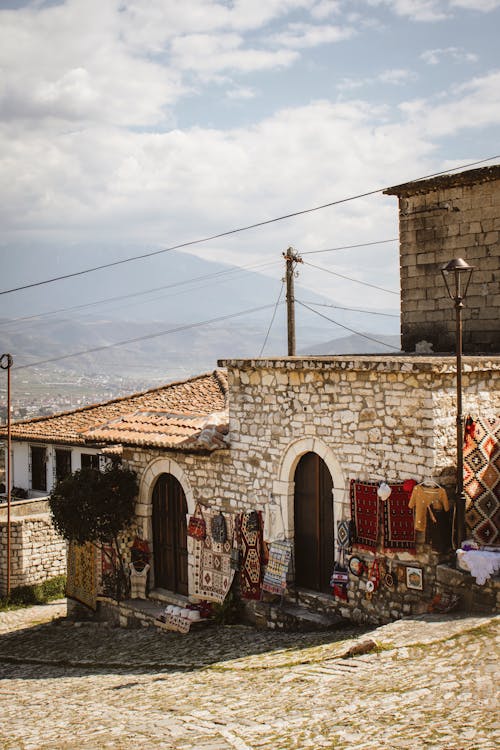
[[13, 303, 278, 371], [301, 238, 398, 256], [299, 300, 399, 318], [259, 282, 285, 357], [296, 300, 401, 351], [0, 259, 280, 328], [302, 260, 399, 295], [1, 154, 498, 297]]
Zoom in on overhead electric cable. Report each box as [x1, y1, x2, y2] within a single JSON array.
[[302, 238, 398, 256], [302, 260, 399, 295], [1, 154, 498, 297], [299, 300, 399, 318], [259, 282, 285, 357], [13, 303, 277, 371], [0, 259, 280, 328], [296, 300, 400, 351]]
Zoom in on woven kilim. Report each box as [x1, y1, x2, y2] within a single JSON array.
[[239, 511, 264, 600], [337, 520, 353, 550], [193, 508, 235, 603], [464, 416, 500, 546], [66, 541, 97, 610], [262, 540, 292, 595], [383, 483, 416, 552], [350, 480, 380, 550]]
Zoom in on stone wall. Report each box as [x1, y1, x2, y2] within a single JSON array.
[[123, 355, 500, 624], [0, 510, 67, 596], [385, 166, 500, 354]]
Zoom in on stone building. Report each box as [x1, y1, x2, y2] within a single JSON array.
[[1, 165, 499, 622], [385, 164, 500, 354]]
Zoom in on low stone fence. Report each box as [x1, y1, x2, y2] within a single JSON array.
[[0, 499, 66, 597]]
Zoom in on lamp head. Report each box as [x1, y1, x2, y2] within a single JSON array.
[[440, 257, 475, 301]]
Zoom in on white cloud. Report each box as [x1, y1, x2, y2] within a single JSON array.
[[269, 22, 355, 48], [364, 0, 500, 21], [412, 70, 500, 136], [310, 0, 342, 18], [338, 68, 417, 90], [450, 0, 500, 10], [226, 86, 257, 100], [170, 32, 299, 77], [364, 0, 449, 22], [421, 47, 478, 65], [378, 68, 418, 84]]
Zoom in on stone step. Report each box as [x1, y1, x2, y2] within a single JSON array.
[[250, 599, 345, 632]]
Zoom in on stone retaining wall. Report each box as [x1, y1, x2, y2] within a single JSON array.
[[0, 512, 66, 596]]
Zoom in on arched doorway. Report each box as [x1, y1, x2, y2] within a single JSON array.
[[294, 452, 334, 593], [152, 473, 188, 595]]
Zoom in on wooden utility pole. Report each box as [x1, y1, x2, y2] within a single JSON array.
[[1, 353, 13, 597], [283, 247, 302, 356]]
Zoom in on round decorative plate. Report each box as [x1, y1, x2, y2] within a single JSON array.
[[348, 556, 365, 577]]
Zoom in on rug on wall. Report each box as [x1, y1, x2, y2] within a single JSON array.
[[464, 415, 500, 546], [350, 480, 380, 550], [193, 508, 235, 604], [239, 511, 264, 600], [66, 541, 97, 610], [383, 483, 416, 552], [262, 540, 292, 595]]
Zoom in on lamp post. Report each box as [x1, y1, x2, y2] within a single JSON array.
[[1, 353, 13, 596], [440, 258, 474, 547]]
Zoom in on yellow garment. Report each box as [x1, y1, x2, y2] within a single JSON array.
[[408, 485, 450, 533]]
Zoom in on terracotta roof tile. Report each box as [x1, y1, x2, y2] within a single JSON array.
[[0, 370, 229, 451]]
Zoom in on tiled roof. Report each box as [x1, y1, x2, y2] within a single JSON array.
[[0, 370, 229, 451]]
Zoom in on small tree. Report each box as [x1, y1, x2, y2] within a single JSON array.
[[49, 461, 138, 600]]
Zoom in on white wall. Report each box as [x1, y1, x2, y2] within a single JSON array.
[[8, 442, 102, 497]]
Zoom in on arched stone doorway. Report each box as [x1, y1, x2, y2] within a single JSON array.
[[152, 473, 188, 595], [294, 452, 334, 593]]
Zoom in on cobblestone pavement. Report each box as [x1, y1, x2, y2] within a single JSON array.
[[0, 601, 498, 750]]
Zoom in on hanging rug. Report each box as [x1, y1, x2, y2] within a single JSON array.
[[262, 540, 292, 595], [383, 482, 416, 552], [239, 511, 264, 600], [464, 416, 500, 546], [66, 541, 97, 611], [193, 508, 235, 604], [350, 480, 380, 550]]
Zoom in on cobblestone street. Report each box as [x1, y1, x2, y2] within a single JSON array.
[[0, 601, 498, 750]]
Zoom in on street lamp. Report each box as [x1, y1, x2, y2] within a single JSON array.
[[0, 353, 13, 596], [440, 258, 475, 547]]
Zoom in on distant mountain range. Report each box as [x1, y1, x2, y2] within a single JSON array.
[[0, 247, 400, 383]]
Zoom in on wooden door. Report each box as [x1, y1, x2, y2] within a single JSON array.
[[152, 474, 188, 595], [294, 452, 334, 593]]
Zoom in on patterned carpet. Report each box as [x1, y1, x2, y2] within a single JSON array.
[[464, 416, 500, 546], [350, 480, 380, 550], [193, 508, 236, 604], [239, 511, 264, 600], [262, 540, 292, 595], [66, 541, 97, 610]]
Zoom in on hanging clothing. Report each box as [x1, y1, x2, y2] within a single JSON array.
[[129, 562, 150, 599], [408, 485, 449, 534]]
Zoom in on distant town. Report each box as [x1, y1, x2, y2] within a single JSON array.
[[0, 368, 163, 423]]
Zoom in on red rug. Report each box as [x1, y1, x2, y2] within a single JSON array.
[[238, 511, 264, 600], [382, 483, 416, 552], [464, 416, 500, 546], [350, 480, 380, 550]]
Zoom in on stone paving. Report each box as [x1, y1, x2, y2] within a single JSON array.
[[0, 601, 498, 749]]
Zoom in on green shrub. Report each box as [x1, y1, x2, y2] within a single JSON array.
[[0, 574, 66, 610]]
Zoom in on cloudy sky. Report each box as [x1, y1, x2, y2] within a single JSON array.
[[1, 0, 499, 339]]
